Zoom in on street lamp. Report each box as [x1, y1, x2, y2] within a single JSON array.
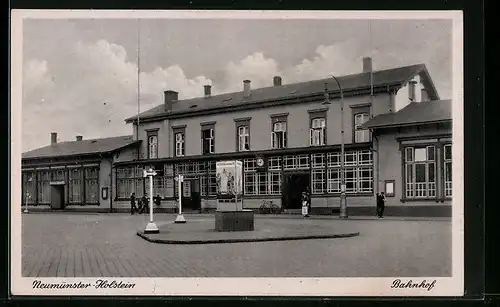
[[24, 176, 32, 214], [322, 76, 348, 218]]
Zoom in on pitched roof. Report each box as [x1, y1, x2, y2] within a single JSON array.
[[126, 63, 438, 122], [362, 99, 452, 130], [22, 135, 139, 160]]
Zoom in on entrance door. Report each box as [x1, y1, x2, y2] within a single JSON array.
[[181, 179, 201, 211], [282, 173, 310, 209], [50, 184, 65, 210]]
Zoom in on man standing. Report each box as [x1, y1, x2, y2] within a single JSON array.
[[130, 193, 137, 215], [139, 194, 149, 214], [377, 192, 386, 218]]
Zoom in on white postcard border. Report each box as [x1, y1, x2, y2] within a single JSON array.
[[10, 9, 464, 297]]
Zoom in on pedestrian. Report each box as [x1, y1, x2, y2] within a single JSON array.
[[378, 192, 386, 218], [139, 194, 149, 214], [154, 194, 161, 207], [375, 193, 380, 217], [301, 191, 309, 218], [130, 192, 137, 215]]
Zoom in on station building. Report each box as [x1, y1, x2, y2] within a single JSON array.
[[21, 134, 140, 212], [108, 57, 453, 216]]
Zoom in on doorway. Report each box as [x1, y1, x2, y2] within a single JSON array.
[[50, 184, 65, 210], [181, 179, 201, 211], [282, 173, 310, 210]]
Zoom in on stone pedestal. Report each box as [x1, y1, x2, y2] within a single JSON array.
[[215, 210, 254, 232]]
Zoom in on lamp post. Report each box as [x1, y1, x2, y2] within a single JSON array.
[[174, 174, 186, 223], [24, 176, 32, 213], [143, 168, 159, 234], [322, 76, 348, 218]]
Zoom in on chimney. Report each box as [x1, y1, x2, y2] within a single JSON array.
[[76, 135, 83, 142], [204, 85, 212, 98], [273, 76, 282, 86], [243, 80, 251, 97], [50, 132, 57, 145], [421, 88, 429, 102], [408, 81, 417, 102], [164, 90, 179, 111], [362, 57, 372, 73]]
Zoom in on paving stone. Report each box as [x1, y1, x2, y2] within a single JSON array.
[[21, 213, 452, 277]]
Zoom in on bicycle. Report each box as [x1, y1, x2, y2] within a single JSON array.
[[258, 200, 281, 215]]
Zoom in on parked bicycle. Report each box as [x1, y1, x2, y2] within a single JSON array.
[[258, 200, 281, 214]]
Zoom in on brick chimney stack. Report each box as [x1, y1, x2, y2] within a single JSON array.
[[273, 76, 282, 86], [51, 132, 57, 145], [164, 90, 179, 111], [243, 80, 251, 97], [362, 57, 372, 73], [204, 85, 212, 98]]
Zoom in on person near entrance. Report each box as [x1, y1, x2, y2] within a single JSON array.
[[130, 193, 138, 215], [139, 194, 149, 214], [154, 194, 161, 207], [301, 189, 310, 218], [377, 192, 386, 218]]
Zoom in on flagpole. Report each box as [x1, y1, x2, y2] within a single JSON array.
[[136, 19, 141, 163]]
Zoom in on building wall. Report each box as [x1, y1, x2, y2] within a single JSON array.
[[98, 159, 112, 210], [375, 121, 452, 207], [133, 93, 392, 158]]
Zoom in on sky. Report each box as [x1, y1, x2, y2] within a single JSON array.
[[21, 17, 453, 152]]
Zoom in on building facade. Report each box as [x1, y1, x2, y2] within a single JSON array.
[[21, 133, 140, 212], [111, 57, 452, 216], [21, 57, 452, 216]]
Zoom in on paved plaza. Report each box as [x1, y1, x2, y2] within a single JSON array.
[[21, 213, 451, 278]]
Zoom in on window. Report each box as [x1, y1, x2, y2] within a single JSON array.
[[444, 144, 452, 197], [310, 117, 326, 146], [244, 173, 256, 195], [238, 125, 250, 151], [22, 171, 36, 205], [327, 169, 340, 193], [68, 168, 83, 203], [268, 157, 282, 170], [312, 154, 325, 168], [272, 121, 287, 149], [175, 132, 185, 156], [235, 118, 251, 151], [354, 113, 370, 143], [37, 170, 51, 204], [404, 146, 436, 198], [324, 150, 373, 195], [147, 131, 158, 159], [201, 124, 215, 154], [116, 166, 144, 198], [268, 172, 281, 195], [283, 155, 309, 170], [85, 167, 99, 204], [312, 169, 325, 194], [257, 172, 268, 195]]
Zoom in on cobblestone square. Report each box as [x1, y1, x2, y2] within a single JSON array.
[[21, 213, 452, 277]]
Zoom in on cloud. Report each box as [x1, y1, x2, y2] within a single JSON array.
[[22, 38, 450, 152], [22, 39, 212, 152]]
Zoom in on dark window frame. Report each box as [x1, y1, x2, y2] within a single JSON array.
[[270, 113, 289, 149], [235, 117, 251, 152], [308, 108, 328, 146], [146, 129, 159, 159], [201, 121, 216, 155], [351, 104, 371, 143], [172, 125, 186, 157]]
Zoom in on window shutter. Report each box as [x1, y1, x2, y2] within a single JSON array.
[[309, 129, 314, 145]]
